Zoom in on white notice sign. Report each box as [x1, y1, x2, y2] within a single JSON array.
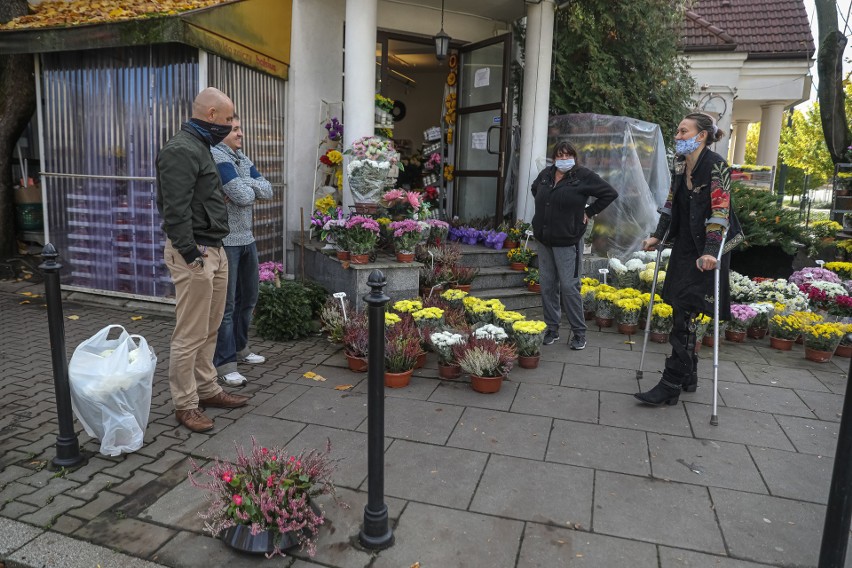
[[472, 132, 488, 150], [474, 67, 490, 88]]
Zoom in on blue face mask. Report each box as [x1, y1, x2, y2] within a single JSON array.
[[675, 134, 702, 156], [555, 159, 575, 172]]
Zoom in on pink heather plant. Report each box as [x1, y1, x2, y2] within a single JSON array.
[[189, 437, 345, 558], [728, 303, 758, 332]]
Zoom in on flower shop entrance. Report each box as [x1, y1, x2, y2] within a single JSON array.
[[376, 31, 513, 223]]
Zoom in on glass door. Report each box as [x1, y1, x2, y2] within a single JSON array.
[[453, 34, 512, 222]]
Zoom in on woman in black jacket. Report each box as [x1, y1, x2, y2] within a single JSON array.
[[531, 140, 618, 350], [635, 112, 742, 406]]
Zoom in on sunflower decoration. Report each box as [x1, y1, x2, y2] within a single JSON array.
[[447, 71, 457, 87], [448, 53, 458, 70], [446, 128, 454, 144], [444, 164, 454, 182], [444, 111, 456, 126], [445, 92, 457, 112]]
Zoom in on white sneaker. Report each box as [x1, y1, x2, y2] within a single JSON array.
[[241, 352, 266, 364], [220, 372, 248, 386]]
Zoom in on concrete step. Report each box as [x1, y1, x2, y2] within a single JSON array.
[[472, 286, 542, 311], [455, 243, 511, 268], [470, 266, 527, 290]]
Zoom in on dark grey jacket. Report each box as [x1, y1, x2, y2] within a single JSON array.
[[156, 125, 229, 264]]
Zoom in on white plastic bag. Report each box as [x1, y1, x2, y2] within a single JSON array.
[[69, 325, 156, 456]]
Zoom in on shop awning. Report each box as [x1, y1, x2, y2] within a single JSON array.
[[0, 0, 291, 79]]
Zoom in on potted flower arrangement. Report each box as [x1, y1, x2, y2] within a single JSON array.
[[440, 288, 468, 308], [638, 292, 662, 329], [638, 263, 666, 293], [411, 306, 445, 338], [465, 297, 503, 325], [342, 313, 369, 371], [768, 313, 802, 351], [505, 220, 530, 249], [512, 320, 547, 369], [384, 332, 421, 388], [581, 280, 600, 320], [189, 438, 340, 558], [615, 297, 642, 335], [343, 216, 380, 264], [725, 304, 757, 343], [320, 296, 350, 343], [649, 302, 673, 343], [494, 310, 525, 338], [746, 302, 774, 339], [426, 219, 450, 246], [345, 136, 401, 212], [453, 337, 516, 393], [481, 229, 508, 250], [802, 322, 845, 362], [472, 323, 509, 343], [419, 265, 448, 298], [506, 246, 535, 270], [393, 298, 423, 315], [825, 261, 852, 280], [835, 323, 852, 358], [449, 265, 479, 292], [524, 267, 540, 293], [388, 219, 424, 262], [381, 189, 421, 220], [594, 290, 617, 328], [430, 330, 465, 379]]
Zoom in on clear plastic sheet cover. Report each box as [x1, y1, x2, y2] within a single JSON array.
[[537, 113, 671, 258]]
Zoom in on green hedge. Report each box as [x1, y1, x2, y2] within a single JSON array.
[[254, 280, 328, 341]]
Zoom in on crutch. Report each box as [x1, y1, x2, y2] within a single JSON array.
[[710, 227, 728, 427], [636, 228, 670, 380]]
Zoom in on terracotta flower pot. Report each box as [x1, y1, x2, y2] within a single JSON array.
[[795, 335, 804, 345], [527, 282, 541, 293], [384, 369, 413, 388], [650, 331, 669, 344], [694, 340, 702, 353], [725, 329, 746, 343], [836, 343, 852, 358], [504, 240, 518, 249], [438, 362, 462, 379], [345, 353, 368, 372], [470, 373, 504, 394], [395, 252, 415, 263], [336, 250, 350, 261], [703, 334, 715, 348], [415, 352, 426, 369], [584, 310, 595, 321], [618, 323, 638, 335], [350, 253, 370, 264], [420, 285, 442, 298], [747, 326, 767, 340], [595, 316, 613, 328], [509, 262, 526, 271], [805, 347, 834, 363], [518, 355, 540, 369], [452, 284, 472, 292], [769, 336, 795, 351]]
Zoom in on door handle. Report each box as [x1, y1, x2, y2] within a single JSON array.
[[486, 125, 501, 155]]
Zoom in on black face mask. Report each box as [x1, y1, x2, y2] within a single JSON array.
[[188, 117, 233, 146]]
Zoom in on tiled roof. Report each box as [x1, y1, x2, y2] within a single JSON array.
[[681, 0, 815, 57]]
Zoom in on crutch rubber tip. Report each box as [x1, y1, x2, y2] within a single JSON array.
[[710, 415, 719, 426]]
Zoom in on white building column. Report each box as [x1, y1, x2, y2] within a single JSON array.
[[516, 0, 556, 222], [342, 0, 378, 207], [756, 102, 785, 168], [731, 120, 749, 164]]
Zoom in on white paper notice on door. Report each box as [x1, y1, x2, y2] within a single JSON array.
[[474, 67, 490, 88], [472, 131, 488, 150]]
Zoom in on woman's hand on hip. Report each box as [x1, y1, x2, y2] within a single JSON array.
[[641, 237, 659, 251], [696, 254, 717, 271], [583, 213, 589, 224]]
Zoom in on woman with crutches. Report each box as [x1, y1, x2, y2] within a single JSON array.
[[634, 112, 742, 406]]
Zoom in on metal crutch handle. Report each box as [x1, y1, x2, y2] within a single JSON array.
[[636, 229, 671, 380], [710, 227, 728, 427]]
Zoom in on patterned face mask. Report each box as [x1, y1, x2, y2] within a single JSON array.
[[675, 134, 702, 156]]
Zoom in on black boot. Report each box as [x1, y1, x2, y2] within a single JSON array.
[[635, 356, 688, 406], [682, 354, 699, 393]]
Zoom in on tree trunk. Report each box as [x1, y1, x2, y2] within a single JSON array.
[[815, 0, 852, 165], [0, 0, 36, 258]]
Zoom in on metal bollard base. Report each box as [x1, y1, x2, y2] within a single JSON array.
[[359, 504, 394, 550]]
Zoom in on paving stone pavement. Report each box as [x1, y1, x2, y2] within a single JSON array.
[[1, 277, 851, 567]]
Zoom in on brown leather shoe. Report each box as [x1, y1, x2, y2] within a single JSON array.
[[175, 408, 214, 432], [200, 391, 250, 409]]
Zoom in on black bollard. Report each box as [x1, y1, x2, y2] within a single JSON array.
[[818, 337, 852, 567], [40, 244, 85, 470], [359, 270, 394, 550]]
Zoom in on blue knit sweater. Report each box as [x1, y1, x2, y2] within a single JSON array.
[[210, 144, 273, 246]]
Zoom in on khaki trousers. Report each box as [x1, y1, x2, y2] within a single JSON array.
[[164, 240, 228, 410]]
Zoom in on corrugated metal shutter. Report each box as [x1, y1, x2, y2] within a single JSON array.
[[207, 53, 287, 266]]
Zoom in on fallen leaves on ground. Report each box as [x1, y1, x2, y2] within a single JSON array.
[[130, 315, 143, 321], [0, 0, 230, 30], [19, 292, 40, 298], [334, 384, 353, 391], [19, 300, 30, 304], [66, 315, 80, 320], [303, 371, 326, 382]]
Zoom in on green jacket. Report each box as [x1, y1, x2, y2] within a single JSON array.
[[156, 125, 229, 264]]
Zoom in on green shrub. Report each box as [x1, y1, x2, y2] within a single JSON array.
[[254, 280, 326, 341], [732, 183, 815, 255]]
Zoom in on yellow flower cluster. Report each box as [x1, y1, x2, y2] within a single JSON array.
[[326, 150, 343, 165], [495, 310, 525, 324], [393, 299, 423, 313], [770, 314, 803, 334], [480, 298, 505, 311], [694, 314, 711, 325], [314, 195, 336, 212], [385, 313, 401, 326], [640, 293, 663, 307], [614, 288, 641, 299], [506, 248, 530, 262], [826, 261, 852, 279], [652, 303, 673, 318], [792, 311, 823, 326], [595, 291, 619, 304], [581, 284, 597, 297], [805, 323, 844, 340], [639, 269, 666, 284], [837, 240, 852, 253], [594, 284, 616, 295], [441, 289, 468, 301], [581, 277, 600, 287], [513, 320, 547, 335], [615, 298, 643, 313], [412, 307, 444, 320], [376, 217, 392, 227]]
